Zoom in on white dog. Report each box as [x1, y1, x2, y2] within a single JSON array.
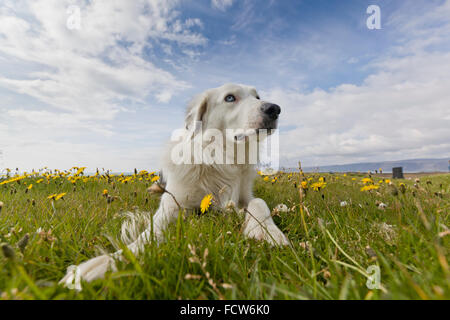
[[60, 83, 289, 286]]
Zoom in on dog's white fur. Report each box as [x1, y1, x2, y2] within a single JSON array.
[[60, 83, 289, 286]]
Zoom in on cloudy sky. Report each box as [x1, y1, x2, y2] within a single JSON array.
[[0, 0, 449, 171]]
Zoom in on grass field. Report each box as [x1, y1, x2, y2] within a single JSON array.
[[0, 168, 449, 300]]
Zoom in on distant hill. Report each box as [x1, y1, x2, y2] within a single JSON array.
[[293, 158, 450, 173]]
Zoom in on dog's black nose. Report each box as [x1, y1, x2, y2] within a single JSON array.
[[261, 103, 281, 119]]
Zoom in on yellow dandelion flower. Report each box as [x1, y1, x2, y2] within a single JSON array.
[[301, 181, 308, 189], [311, 181, 326, 191], [55, 193, 67, 201], [200, 194, 213, 214], [75, 167, 87, 176], [360, 185, 379, 192], [151, 176, 160, 183], [0, 175, 27, 185], [263, 176, 269, 182], [27, 184, 33, 190]]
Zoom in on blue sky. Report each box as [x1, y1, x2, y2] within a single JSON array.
[[0, 0, 449, 171]]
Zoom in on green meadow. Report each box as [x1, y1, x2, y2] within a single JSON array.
[[0, 168, 449, 300]]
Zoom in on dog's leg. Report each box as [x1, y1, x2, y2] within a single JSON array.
[[242, 198, 290, 246], [59, 192, 179, 287]]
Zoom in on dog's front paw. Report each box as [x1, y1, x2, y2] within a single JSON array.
[[244, 221, 290, 246], [59, 254, 116, 290], [243, 199, 290, 246]]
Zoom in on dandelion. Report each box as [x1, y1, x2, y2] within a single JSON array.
[[301, 181, 308, 189], [102, 189, 108, 197], [311, 181, 326, 191], [0, 175, 27, 185], [48, 192, 67, 201], [263, 176, 269, 182], [225, 200, 236, 213], [273, 203, 288, 214], [200, 194, 213, 214], [399, 183, 406, 194], [75, 167, 87, 176], [55, 193, 66, 200], [360, 185, 379, 192], [362, 178, 373, 185], [377, 202, 388, 210], [151, 176, 160, 183]]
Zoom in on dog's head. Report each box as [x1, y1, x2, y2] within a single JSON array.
[[184, 83, 281, 140]]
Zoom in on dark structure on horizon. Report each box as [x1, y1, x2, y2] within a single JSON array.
[[392, 167, 404, 179]]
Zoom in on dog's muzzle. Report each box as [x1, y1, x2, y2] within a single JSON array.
[[260, 102, 281, 130], [261, 103, 281, 120], [234, 103, 281, 141]]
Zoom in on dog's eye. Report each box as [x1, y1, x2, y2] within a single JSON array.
[[225, 94, 236, 103], [256, 96, 260, 100]]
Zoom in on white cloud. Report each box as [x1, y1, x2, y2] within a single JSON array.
[[0, 0, 449, 172], [211, 0, 234, 11], [0, 0, 207, 171], [266, 2, 450, 167], [0, 0, 206, 118]]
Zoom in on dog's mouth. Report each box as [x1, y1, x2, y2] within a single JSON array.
[[234, 134, 249, 142], [233, 127, 277, 142]]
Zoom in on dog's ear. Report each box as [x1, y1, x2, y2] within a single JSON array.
[[185, 93, 208, 135]]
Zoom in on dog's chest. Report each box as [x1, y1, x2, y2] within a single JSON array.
[[173, 164, 249, 208]]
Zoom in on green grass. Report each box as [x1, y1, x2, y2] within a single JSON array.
[[0, 170, 449, 300]]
